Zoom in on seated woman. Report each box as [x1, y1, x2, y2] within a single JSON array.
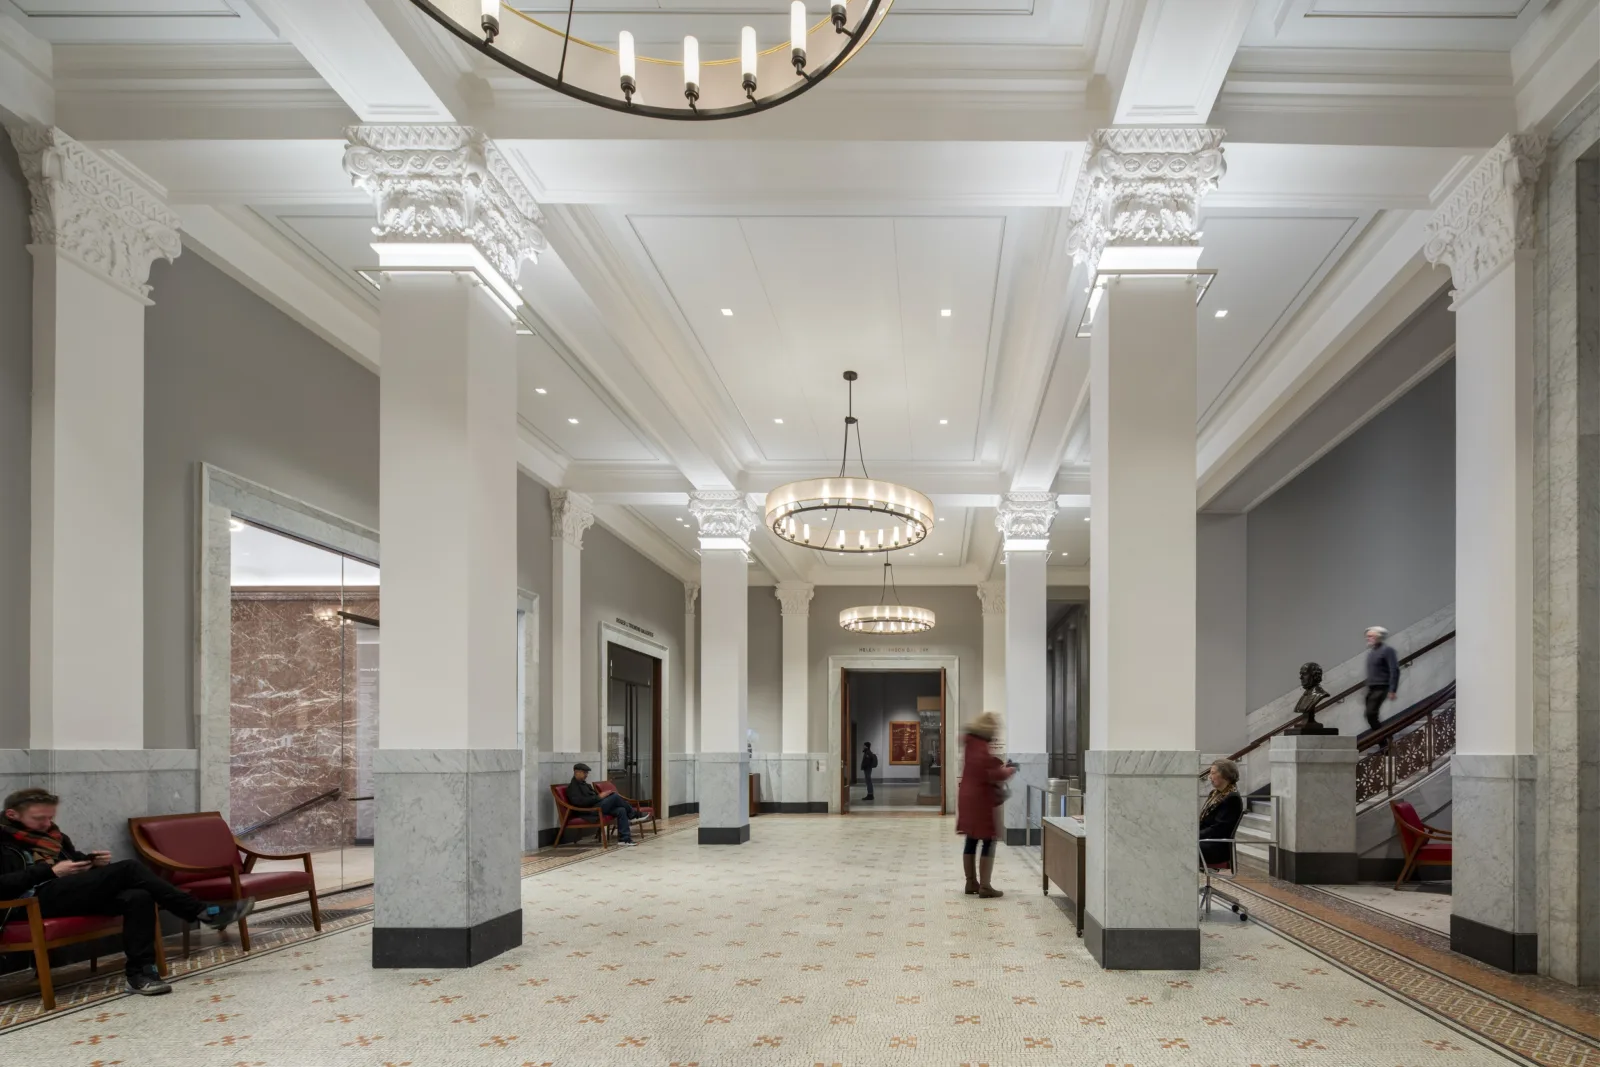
[[1199, 758, 1244, 868]]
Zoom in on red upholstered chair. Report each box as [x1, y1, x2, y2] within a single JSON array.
[[1390, 799, 1453, 889], [128, 812, 320, 954], [0, 897, 167, 1010], [550, 784, 615, 848], [597, 781, 659, 837]]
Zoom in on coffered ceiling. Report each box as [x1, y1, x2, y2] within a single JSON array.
[[4, 0, 1593, 587]]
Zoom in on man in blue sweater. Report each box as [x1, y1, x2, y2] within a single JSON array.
[[1364, 626, 1400, 739]]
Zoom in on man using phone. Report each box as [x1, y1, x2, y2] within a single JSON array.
[[0, 788, 254, 996]]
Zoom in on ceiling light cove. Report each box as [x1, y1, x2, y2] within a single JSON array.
[[417, 0, 892, 121]]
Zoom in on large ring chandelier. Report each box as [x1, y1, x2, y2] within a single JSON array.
[[840, 558, 935, 634], [409, 0, 892, 121], [765, 371, 934, 554]]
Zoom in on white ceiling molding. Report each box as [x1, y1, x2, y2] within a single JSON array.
[[1111, 0, 1256, 125], [595, 504, 700, 583], [0, 0, 280, 44], [1510, 0, 1600, 132], [516, 423, 569, 489], [0, 12, 52, 125]]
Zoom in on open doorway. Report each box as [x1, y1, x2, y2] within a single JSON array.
[[840, 669, 945, 814], [605, 642, 663, 817]]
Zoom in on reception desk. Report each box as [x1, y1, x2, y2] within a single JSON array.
[[1042, 815, 1085, 936]]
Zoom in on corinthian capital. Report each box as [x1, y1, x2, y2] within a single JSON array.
[[550, 490, 595, 549], [775, 582, 815, 617], [684, 581, 701, 615], [1424, 133, 1546, 308], [996, 492, 1058, 545], [976, 580, 1006, 617], [6, 125, 181, 302], [1066, 127, 1226, 273], [342, 125, 548, 296], [689, 490, 761, 550]]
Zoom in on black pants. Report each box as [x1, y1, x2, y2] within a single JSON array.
[[1364, 686, 1389, 733], [962, 836, 994, 857], [33, 860, 205, 973]]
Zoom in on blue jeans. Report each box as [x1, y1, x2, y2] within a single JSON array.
[[600, 793, 635, 840], [863, 769, 874, 797]]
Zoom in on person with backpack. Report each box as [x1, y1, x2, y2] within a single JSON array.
[[860, 741, 879, 801]]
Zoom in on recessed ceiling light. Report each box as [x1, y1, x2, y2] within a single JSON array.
[[907, 552, 915, 557], [1084, 516, 1090, 521], [773, 418, 784, 424], [937, 552, 944, 556], [938, 517, 945, 522], [938, 419, 949, 425], [720, 308, 733, 316], [535, 387, 547, 394], [940, 309, 951, 317], [1214, 309, 1228, 318], [567, 417, 579, 424]]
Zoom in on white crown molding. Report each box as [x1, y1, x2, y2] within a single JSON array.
[[1423, 132, 1545, 307], [6, 124, 181, 302], [1510, 0, 1599, 131], [550, 489, 596, 549], [775, 581, 816, 617]]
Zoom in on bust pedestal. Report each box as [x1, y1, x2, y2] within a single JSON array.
[[1268, 734, 1359, 884]]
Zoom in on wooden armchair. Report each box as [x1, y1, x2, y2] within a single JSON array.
[[550, 784, 615, 848], [597, 781, 659, 837], [0, 897, 167, 1011], [129, 812, 320, 954], [1390, 799, 1453, 888]]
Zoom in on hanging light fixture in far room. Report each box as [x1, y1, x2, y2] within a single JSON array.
[[765, 371, 934, 554], [409, 0, 893, 121], [839, 556, 935, 635]]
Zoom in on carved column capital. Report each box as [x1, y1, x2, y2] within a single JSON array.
[[775, 582, 815, 617], [995, 492, 1059, 544], [5, 125, 182, 302], [684, 581, 701, 616], [1424, 132, 1546, 308], [976, 580, 1007, 617], [342, 124, 548, 294], [1066, 126, 1226, 273], [689, 490, 761, 551], [550, 489, 595, 549]]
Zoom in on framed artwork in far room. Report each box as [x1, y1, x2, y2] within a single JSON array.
[[889, 720, 920, 765]]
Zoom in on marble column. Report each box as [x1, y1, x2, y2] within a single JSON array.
[[977, 581, 1006, 717], [1070, 127, 1224, 970], [678, 581, 699, 816], [776, 582, 815, 812], [1268, 734, 1359, 883], [345, 124, 542, 967], [550, 490, 593, 756], [997, 493, 1056, 844], [1425, 133, 1544, 973], [690, 491, 760, 844], [6, 126, 185, 852]]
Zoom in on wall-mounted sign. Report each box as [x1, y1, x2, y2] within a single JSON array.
[[615, 618, 655, 639], [857, 647, 933, 654]]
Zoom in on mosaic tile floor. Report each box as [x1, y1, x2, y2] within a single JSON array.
[[0, 816, 1536, 1066], [1315, 882, 1454, 935]]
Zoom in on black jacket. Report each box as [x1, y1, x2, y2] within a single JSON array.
[[861, 751, 878, 772], [0, 828, 87, 900], [566, 777, 602, 809], [1198, 792, 1244, 867], [1367, 643, 1400, 694]]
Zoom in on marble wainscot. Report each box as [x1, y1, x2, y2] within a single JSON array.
[[1083, 749, 1201, 970], [0, 750, 200, 859], [1269, 733, 1359, 883], [373, 749, 522, 968], [697, 751, 750, 844], [534, 751, 601, 848], [748, 753, 829, 814], [667, 752, 698, 817], [1450, 753, 1538, 973], [1002, 751, 1048, 845]]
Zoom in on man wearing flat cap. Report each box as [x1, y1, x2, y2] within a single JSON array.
[[566, 763, 643, 846]]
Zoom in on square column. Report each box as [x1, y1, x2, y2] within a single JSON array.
[[1069, 127, 1224, 971], [690, 491, 760, 844], [976, 582, 1006, 717], [1268, 734, 1359, 884], [345, 124, 544, 968], [1425, 133, 1543, 973], [550, 490, 594, 755], [997, 494, 1056, 844], [679, 582, 699, 816], [776, 582, 815, 811]]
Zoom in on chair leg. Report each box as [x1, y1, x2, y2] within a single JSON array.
[[89, 954, 97, 976], [308, 888, 323, 933], [1395, 851, 1416, 890], [182, 921, 191, 960], [32, 943, 54, 1012], [237, 914, 252, 953], [153, 906, 169, 977]]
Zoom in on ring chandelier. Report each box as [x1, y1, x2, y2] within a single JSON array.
[[765, 371, 935, 554], [409, 0, 893, 120], [839, 558, 936, 635]]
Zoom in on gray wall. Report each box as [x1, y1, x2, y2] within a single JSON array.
[[580, 523, 686, 754], [748, 587, 782, 748], [1197, 513, 1248, 754], [1245, 359, 1455, 709], [807, 585, 984, 753], [0, 139, 30, 748], [847, 670, 942, 782], [144, 251, 381, 748]]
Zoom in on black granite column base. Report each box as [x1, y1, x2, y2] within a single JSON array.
[[372, 909, 522, 969], [1084, 913, 1200, 970], [1269, 846, 1359, 884], [1451, 914, 1537, 974], [699, 824, 751, 845]]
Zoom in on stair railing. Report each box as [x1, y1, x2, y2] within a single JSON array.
[[1354, 683, 1456, 806], [235, 787, 341, 839]]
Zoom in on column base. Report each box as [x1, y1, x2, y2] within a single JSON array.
[[374, 750, 523, 968], [1269, 847, 1358, 884], [1002, 752, 1047, 844], [1084, 913, 1201, 970], [1450, 914, 1538, 974], [697, 753, 750, 845]]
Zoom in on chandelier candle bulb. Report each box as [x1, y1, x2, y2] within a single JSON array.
[[832, 0, 847, 30], [480, 0, 499, 41], [740, 26, 758, 97], [682, 36, 700, 103], [618, 31, 637, 99], [803, 523, 811, 543], [791, 1, 807, 69]]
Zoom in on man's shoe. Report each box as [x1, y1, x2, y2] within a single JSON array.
[[125, 968, 172, 996], [619, 839, 637, 847], [198, 897, 255, 931]]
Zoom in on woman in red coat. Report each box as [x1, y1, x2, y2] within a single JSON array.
[[956, 711, 1014, 898]]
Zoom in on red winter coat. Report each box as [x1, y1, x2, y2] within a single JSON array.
[[955, 731, 1014, 839]]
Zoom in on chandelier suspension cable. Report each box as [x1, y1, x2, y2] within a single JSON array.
[[556, 0, 576, 84]]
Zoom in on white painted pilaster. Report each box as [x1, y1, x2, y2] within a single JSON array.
[[776, 582, 814, 755], [684, 581, 700, 755], [996, 494, 1055, 841], [550, 490, 594, 754], [976, 581, 1006, 716]]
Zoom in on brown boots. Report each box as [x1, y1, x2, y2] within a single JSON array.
[[977, 855, 1003, 898], [963, 854, 980, 895]]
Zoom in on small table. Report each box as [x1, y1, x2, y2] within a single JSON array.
[[1042, 815, 1085, 936]]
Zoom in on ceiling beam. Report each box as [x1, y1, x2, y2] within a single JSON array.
[[1109, 0, 1256, 125], [1511, 0, 1600, 133], [0, 13, 51, 126]]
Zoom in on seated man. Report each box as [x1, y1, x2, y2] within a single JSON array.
[[565, 764, 643, 847], [0, 788, 254, 996]]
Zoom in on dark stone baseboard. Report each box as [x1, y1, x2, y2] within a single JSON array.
[[1357, 857, 1451, 883], [668, 802, 700, 817], [699, 824, 751, 845], [1004, 828, 1037, 846], [767, 801, 829, 814], [1084, 913, 1200, 970], [1270, 847, 1359, 884], [372, 909, 522, 969], [1451, 914, 1537, 974]]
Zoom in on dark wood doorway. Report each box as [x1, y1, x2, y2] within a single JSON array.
[[841, 668, 946, 815], [606, 643, 663, 818]]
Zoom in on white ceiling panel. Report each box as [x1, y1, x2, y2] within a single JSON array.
[[1048, 503, 1090, 566], [629, 214, 1003, 466], [2, 0, 279, 43], [518, 333, 661, 462], [1196, 211, 1365, 422], [252, 206, 382, 306], [1242, 0, 1550, 49]]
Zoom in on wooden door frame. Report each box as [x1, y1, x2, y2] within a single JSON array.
[[827, 655, 961, 815], [598, 621, 672, 818], [840, 669, 852, 815]]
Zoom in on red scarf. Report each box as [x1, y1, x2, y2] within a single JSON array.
[[0, 819, 65, 863]]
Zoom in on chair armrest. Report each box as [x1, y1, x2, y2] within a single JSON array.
[[235, 842, 313, 863], [1413, 826, 1453, 841], [0, 897, 41, 915], [131, 841, 236, 875]]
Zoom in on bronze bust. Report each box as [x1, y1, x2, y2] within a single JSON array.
[[1286, 661, 1336, 735]]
